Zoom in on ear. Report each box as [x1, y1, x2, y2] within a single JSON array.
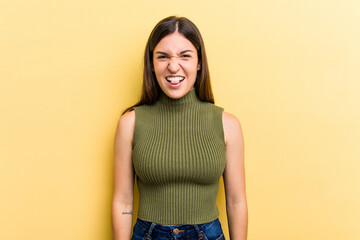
[[197, 62, 201, 71]]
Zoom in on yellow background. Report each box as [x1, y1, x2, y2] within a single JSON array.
[[1, 0, 359, 239]]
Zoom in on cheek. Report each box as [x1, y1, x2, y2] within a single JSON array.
[[185, 62, 200, 74], [154, 62, 167, 72], [153, 63, 164, 76]]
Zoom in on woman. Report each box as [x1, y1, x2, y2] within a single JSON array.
[[112, 16, 247, 240]]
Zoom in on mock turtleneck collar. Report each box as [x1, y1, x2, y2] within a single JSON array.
[[157, 88, 201, 107]]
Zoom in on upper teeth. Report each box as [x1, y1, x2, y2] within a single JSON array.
[[166, 76, 184, 81]]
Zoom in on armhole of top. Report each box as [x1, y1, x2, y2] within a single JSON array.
[[131, 108, 137, 150], [218, 106, 226, 147]]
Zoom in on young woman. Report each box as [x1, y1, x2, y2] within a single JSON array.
[[112, 16, 247, 240]]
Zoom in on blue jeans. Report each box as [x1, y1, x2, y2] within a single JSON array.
[[131, 217, 225, 240]]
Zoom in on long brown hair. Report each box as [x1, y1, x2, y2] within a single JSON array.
[[122, 16, 214, 115]]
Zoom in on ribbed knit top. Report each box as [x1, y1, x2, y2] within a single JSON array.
[[132, 88, 226, 225]]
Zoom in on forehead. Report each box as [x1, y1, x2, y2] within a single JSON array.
[[154, 32, 196, 53]]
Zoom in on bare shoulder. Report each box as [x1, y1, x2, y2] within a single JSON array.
[[222, 111, 244, 145], [115, 110, 136, 141], [118, 110, 135, 126]]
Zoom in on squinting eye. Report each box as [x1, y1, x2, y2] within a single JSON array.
[[157, 56, 168, 59], [182, 55, 191, 58]]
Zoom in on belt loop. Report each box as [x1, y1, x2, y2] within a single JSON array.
[[145, 222, 156, 239], [193, 224, 204, 239]]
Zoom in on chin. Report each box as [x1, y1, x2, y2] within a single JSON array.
[[162, 88, 187, 99]]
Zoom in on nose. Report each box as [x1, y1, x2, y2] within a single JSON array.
[[167, 57, 180, 73]]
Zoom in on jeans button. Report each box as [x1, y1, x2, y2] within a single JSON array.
[[173, 228, 179, 235]]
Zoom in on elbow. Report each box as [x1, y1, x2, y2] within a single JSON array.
[[226, 197, 247, 209]]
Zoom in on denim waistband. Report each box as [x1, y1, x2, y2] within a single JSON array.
[[136, 217, 219, 232]]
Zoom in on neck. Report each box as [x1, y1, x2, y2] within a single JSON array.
[[157, 88, 201, 107]]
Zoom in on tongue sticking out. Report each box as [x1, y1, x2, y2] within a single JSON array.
[[170, 80, 180, 84]]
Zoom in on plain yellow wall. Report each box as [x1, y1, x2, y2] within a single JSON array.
[[1, 0, 359, 239]]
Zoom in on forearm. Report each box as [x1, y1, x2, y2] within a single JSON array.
[[226, 201, 248, 240], [112, 202, 134, 240]]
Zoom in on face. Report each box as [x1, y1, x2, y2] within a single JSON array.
[[153, 32, 200, 99]]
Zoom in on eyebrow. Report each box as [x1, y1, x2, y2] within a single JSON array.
[[154, 50, 194, 55]]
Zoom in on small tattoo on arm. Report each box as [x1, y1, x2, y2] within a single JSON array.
[[122, 211, 133, 215]]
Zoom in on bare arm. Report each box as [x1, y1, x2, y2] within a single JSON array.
[[112, 111, 136, 240], [222, 112, 248, 240]]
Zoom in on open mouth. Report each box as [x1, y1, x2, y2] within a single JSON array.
[[165, 76, 185, 84]]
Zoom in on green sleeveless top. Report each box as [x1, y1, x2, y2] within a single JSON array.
[[132, 88, 226, 224]]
